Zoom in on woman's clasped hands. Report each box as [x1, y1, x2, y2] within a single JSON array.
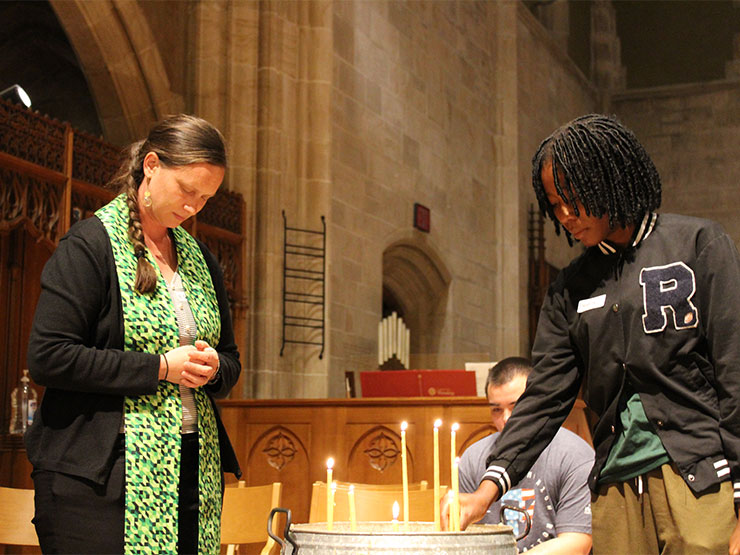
[[160, 339, 219, 387]]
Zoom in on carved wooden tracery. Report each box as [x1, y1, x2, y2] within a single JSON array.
[[0, 98, 245, 304], [363, 430, 401, 472], [262, 429, 298, 471], [0, 100, 66, 172]]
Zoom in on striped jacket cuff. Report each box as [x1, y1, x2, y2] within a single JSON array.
[[482, 464, 512, 497], [714, 459, 731, 479]]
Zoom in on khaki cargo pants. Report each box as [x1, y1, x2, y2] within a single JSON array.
[[592, 463, 737, 554]]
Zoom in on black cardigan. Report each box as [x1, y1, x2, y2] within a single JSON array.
[[25, 216, 242, 484]]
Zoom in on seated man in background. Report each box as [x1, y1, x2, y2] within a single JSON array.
[[459, 357, 593, 554]]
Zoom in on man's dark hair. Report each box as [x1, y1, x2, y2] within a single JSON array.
[[531, 113, 662, 244], [485, 357, 532, 391]]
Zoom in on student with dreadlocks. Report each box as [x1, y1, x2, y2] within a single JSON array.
[[443, 114, 740, 554]]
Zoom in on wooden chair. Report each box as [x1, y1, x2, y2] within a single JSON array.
[[221, 481, 282, 555], [308, 481, 448, 523], [0, 486, 39, 547]]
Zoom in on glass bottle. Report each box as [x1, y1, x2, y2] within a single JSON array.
[[9, 369, 37, 434]]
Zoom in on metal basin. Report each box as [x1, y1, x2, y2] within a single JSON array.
[[268, 507, 530, 554]]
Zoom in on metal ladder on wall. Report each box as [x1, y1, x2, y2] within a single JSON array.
[[280, 211, 326, 359]]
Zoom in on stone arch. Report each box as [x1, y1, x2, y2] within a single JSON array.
[[49, 0, 184, 145], [382, 233, 451, 366]]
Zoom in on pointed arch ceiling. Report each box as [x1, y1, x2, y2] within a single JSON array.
[[50, 0, 183, 145]]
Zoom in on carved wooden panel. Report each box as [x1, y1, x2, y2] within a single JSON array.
[[262, 428, 299, 471], [246, 425, 310, 522], [0, 167, 24, 228], [197, 228, 242, 304], [0, 98, 66, 172], [198, 188, 243, 234], [26, 177, 63, 244], [361, 427, 401, 473], [0, 167, 64, 244], [346, 425, 411, 483], [71, 130, 121, 185]]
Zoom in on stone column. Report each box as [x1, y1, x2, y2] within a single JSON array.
[[251, 0, 332, 398], [493, 1, 525, 357], [591, 0, 626, 108], [192, 1, 331, 399], [192, 0, 261, 397]]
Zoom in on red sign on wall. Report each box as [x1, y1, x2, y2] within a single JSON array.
[[413, 203, 430, 233]]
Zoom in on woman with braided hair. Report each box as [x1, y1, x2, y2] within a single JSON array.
[[26, 114, 241, 554], [445, 114, 740, 553]]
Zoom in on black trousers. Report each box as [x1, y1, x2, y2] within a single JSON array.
[[32, 433, 200, 554]]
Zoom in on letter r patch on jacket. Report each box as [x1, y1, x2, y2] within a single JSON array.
[[640, 262, 699, 334]]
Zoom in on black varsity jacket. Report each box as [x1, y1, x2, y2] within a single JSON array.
[[484, 213, 740, 509]]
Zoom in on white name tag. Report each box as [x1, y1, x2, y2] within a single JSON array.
[[577, 294, 606, 313]]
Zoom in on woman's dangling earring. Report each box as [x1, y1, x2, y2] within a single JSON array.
[[143, 190, 152, 208]]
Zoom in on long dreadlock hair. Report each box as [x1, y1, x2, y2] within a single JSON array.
[[531, 114, 662, 244]]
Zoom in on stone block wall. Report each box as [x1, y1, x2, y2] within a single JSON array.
[[516, 6, 598, 275], [614, 82, 740, 248], [327, 1, 508, 395]]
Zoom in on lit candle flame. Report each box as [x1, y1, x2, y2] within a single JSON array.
[[451, 422, 459, 432], [401, 421, 408, 431], [392, 500, 400, 520], [434, 418, 442, 429], [327, 457, 334, 469]]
